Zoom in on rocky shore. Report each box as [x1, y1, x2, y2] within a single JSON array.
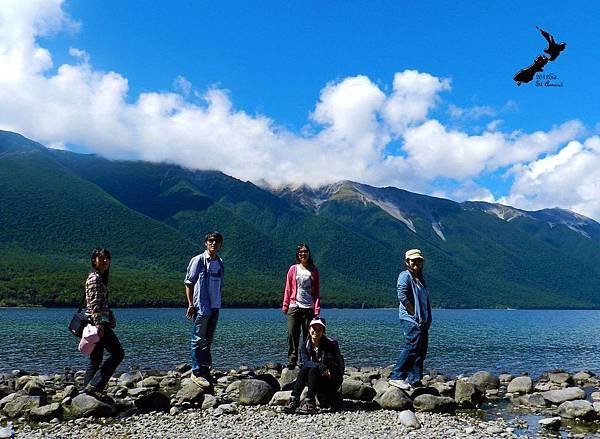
[[2, 364, 600, 438]]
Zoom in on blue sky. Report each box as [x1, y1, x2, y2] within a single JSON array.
[[1, 1, 600, 219]]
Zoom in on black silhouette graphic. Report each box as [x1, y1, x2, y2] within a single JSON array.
[[537, 26, 566, 61], [513, 55, 549, 86], [513, 27, 566, 86]]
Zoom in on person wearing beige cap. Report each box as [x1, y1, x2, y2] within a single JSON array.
[[388, 249, 432, 390]]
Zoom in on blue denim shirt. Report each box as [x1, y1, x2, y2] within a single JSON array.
[[397, 270, 431, 326], [184, 251, 224, 316]]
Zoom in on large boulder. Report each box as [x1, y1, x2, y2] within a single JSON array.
[[507, 376, 533, 394], [270, 390, 293, 406], [454, 381, 483, 408], [468, 371, 499, 392], [117, 371, 143, 388], [538, 417, 561, 431], [374, 387, 412, 410], [134, 391, 171, 413], [255, 374, 281, 392], [511, 393, 547, 407], [558, 400, 596, 420], [175, 383, 205, 405], [2, 395, 41, 418], [238, 379, 275, 405], [28, 402, 63, 421], [542, 387, 586, 405], [341, 379, 376, 401], [0, 393, 18, 411], [279, 368, 299, 391], [413, 395, 457, 413], [69, 394, 114, 418], [137, 377, 160, 389], [22, 379, 45, 399], [549, 372, 573, 386]]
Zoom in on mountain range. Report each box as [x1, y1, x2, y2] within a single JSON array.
[[1, 130, 600, 309]]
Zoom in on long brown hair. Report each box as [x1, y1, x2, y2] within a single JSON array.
[[91, 248, 111, 285], [295, 243, 316, 272]]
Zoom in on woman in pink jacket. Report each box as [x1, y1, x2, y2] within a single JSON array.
[[282, 243, 321, 369]]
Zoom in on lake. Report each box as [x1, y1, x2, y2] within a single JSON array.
[[1, 308, 599, 377]]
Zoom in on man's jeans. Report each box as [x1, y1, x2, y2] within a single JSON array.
[[84, 324, 125, 391], [389, 319, 429, 384], [287, 307, 314, 366], [191, 308, 219, 376]]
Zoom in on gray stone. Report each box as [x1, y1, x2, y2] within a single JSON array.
[[558, 400, 596, 420], [0, 393, 18, 411], [549, 372, 573, 386], [28, 403, 62, 422], [412, 394, 457, 413], [55, 385, 78, 401], [454, 380, 483, 408], [511, 393, 547, 407], [175, 383, 205, 405], [507, 376, 533, 394], [538, 417, 561, 430], [278, 368, 299, 391], [591, 391, 600, 401], [22, 379, 45, 398], [498, 373, 513, 383], [127, 387, 151, 397], [137, 377, 160, 389], [201, 394, 218, 409], [0, 386, 10, 400], [117, 371, 143, 388], [468, 371, 499, 392], [134, 391, 170, 413], [429, 382, 453, 397], [372, 378, 390, 395], [375, 387, 412, 410], [0, 423, 14, 439], [255, 373, 280, 392], [238, 379, 275, 405], [341, 379, 376, 401], [398, 410, 420, 429], [486, 425, 504, 434], [225, 380, 241, 395], [542, 387, 586, 404], [216, 403, 238, 414], [69, 394, 114, 418], [573, 371, 593, 383], [269, 391, 293, 406], [2, 395, 41, 418]]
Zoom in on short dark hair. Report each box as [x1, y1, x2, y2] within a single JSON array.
[[204, 231, 223, 244]]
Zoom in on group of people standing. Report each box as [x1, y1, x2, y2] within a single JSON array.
[[80, 232, 432, 414]]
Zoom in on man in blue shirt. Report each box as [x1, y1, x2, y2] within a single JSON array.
[[184, 231, 224, 387], [389, 248, 432, 390]]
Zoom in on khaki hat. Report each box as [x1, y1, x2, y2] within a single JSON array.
[[405, 249, 424, 260]]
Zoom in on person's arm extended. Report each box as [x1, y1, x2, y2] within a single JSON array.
[[185, 284, 195, 319]]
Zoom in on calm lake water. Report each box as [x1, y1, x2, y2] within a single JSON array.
[[1, 308, 600, 377]]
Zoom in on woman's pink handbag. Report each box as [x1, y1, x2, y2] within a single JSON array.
[[78, 324, 100, 355]]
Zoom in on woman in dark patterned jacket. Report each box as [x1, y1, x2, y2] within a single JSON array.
[[83, 248, 124, 398]]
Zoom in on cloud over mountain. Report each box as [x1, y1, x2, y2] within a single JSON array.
[[1, 0, 599, 219]]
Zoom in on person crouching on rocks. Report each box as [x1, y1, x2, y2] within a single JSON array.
[[388, 249, 432, 390], [282, 243, 321, 370], [284, 317, 344, 414], [83, 248, 124, 399]]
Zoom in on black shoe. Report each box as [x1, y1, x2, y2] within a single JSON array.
[[299, 400, 317, 414], [283, 397, 300, 414], [411, 380, 424, 388]]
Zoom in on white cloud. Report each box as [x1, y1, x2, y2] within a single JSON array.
[[501, 136, 600, 219], [0, 1, 598, 219]]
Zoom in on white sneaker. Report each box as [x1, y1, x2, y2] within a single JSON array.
[[389, 379, 411, 390]]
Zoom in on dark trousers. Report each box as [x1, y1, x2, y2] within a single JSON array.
[[389, 319, 429, 384], [292, 366, 341, 402], [287, 307, 314, 365], [191, 309, 220, 376], [84, 324, 125, 391]]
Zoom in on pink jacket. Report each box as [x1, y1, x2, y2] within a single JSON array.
[[282, 264, 321, 315]]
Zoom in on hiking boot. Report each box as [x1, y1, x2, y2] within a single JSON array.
[[283, 397, 300, 414], [299, 400, 317, 414], [190, 373, 210, 388], [83, 385, 113, 404]]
